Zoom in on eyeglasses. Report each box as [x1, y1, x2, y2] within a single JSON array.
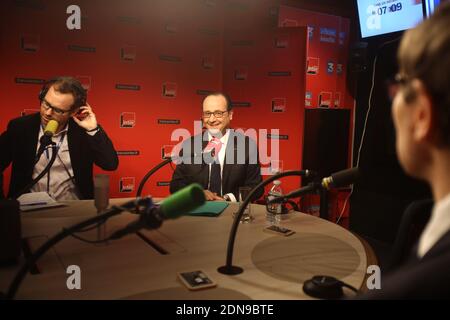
[[394, 73, 409, 86], [202, 111, 228, 119], [41, 99, 71, 115], [386, 73, 410, 101]]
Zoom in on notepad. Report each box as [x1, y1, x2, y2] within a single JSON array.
[[187, 201, 229, 217], [17, 192, 65, 212]]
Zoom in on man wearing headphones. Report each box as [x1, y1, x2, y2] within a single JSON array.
[[0, 76, 118, 200]]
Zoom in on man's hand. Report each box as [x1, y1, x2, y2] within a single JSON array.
[[204, 190, 224, 201], [72, 103, 98, 131]]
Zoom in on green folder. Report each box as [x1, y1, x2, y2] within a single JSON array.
[[187, 201, 229, 217]]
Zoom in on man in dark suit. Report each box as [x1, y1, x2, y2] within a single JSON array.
[[359, 2, 450, 299], [170, 92, 263, 202], [0, 76, 118, 200]]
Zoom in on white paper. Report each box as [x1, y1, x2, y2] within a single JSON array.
[[18, 192, 65, 211]]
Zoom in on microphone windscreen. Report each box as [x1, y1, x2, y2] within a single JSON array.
[[160, 183, 205, 219], [330, 167, 359, 188], [44, 120, 58, 136], [203, 138, 222, 156]]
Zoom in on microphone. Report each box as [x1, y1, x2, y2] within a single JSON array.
[[171, 140, 218, 160], [321, 167, 359, 190], [202, 138, 222, 158], [138, 140, 218, 197], [35, 120, 59, 162], [110, 183, 206, 239], [189, 138, 222, 159], [43, 120, 59, 137], [268, 168, 359, 204]]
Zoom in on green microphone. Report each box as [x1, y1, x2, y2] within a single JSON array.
[[109, 183, 206, 240], [160, 183, 205, 219]]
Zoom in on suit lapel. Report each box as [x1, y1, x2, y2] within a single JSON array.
[[67, 119, 81, 181], [24, 114, 42, 177], [201, 138, 210, 187]]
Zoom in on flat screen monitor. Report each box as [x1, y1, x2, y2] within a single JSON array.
[[357, 0, 425, 38], [425, 0, 444, 16]]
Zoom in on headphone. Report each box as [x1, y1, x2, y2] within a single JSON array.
[[38, 77, 87, 108]]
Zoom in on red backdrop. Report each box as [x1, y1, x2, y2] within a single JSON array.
[[0, 0, 353, 208]]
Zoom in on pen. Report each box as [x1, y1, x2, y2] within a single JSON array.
[[21, 202, 48, 206]]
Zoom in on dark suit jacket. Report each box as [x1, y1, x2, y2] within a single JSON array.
[[357, 229, 450, 299], [0, 113, 119, 199], [169, 131, 264, 201]]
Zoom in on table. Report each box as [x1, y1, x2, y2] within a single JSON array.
[[0, 199, 374, 299]]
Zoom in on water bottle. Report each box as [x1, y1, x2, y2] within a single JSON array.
[[266, 180, 283, 226]]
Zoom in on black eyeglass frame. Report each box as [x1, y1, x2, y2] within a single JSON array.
[[41, 99, 73, 115], [202, 111, 229, 119]]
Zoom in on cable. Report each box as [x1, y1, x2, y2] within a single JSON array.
[[68, 232, 110, 245], [74, 218, 108, 233], [340, 281, 358, 293], [74, 204, 133, 232], [69, 205, 140, 243], [76, 220, 106, 233], [356, 37, 400, 168], [13, 144, 58, 199], [335, 193, 349, 225], [336, 37, 402, 226], [74, 222, 103, 233]]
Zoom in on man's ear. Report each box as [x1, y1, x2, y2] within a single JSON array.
[[229, 110, 233, 120], [70, 107, 80, 117], [411, 79, 435, 142]]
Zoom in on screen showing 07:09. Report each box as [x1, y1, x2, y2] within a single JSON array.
[[357, 0, 424, 38]]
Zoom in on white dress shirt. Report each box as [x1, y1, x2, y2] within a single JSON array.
[[417, 193, 450, 258], [31, 124, 85, 201]]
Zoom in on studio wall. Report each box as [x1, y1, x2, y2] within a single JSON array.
[[1, 0, 353, 208]]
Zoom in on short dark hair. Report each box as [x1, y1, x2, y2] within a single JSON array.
[[398, 1, 450, 144], [39, 76, 87, 110], [202, 92, 233, 111]]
